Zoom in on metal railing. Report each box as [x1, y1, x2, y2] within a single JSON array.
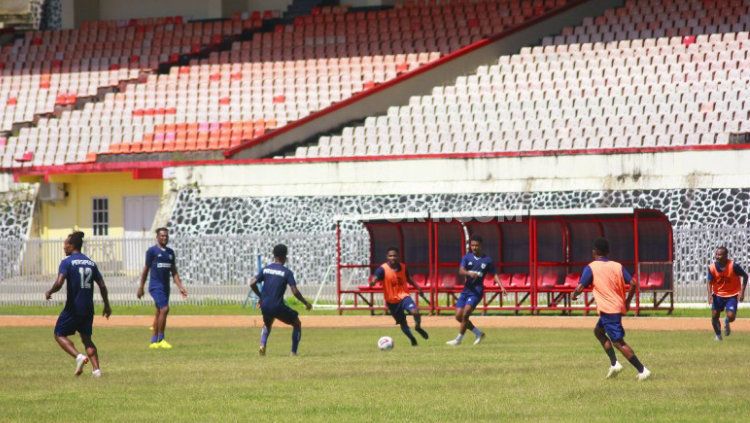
[[1, 227, 749, 306]]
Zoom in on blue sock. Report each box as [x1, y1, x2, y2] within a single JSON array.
[[400, 323, 417, 345], [711, 318, 721, 336], [291, 326, 301, 353], [150, 335, 158, 343], [157, 333, 165, 342], [260, 326, 270, 346]]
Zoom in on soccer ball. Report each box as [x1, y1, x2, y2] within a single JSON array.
[[377, 336, 394, 351]]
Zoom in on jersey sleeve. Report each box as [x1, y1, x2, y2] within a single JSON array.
[[485, 259, 496, 275], [579, 265, 594, 287], [706, 266, 714, 282], [286, 270, 297, 287], [373, 266, 385, 281], [92, 265, 103, 283], [460, 254, 469, 269], [733, 263, 748, 279], [145, 248, 155, 268], [58, 259, 69, 277], [622, 267, 633, 284], [255, 267, 265, 283]]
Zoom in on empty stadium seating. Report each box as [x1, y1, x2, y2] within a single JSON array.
[[1, 0, 567, 168], [294, 0, 750, 158]]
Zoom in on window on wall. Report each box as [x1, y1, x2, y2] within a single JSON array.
[[92, 198, 109, 236]]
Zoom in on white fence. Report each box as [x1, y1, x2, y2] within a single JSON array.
[[0, 228, 747, 306]]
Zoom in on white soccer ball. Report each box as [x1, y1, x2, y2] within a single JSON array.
[[377, 336, 394, 351]]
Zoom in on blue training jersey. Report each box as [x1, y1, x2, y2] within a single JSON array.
[[256, 262, 297, 309], [59, 252, 102, 316], [460, 253, 496, 294], [146, 245, 176, 289]]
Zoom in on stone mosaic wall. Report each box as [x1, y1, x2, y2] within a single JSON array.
[[167, 187, 750, 291]]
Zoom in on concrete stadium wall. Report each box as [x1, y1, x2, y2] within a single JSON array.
[[174, 150, 750, 198], [231, 0, 623, 159]]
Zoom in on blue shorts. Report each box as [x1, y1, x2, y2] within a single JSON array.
[[596, 313, 625, 342], [54, 309, 93, 336], [712, 295, 739, 313], [387, 296, 417, 325], [456, 291, 482, 310], [261, 304, 299, 327], [149, 285, 170, 309]]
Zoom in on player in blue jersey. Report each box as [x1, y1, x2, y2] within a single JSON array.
[[45, 231, 111, 378], [137, 227, 188, 349], [249, 244, 312, 356], [447, 235, 505, 346]]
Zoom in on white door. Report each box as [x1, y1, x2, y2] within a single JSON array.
[[123, 196, 160, 274]]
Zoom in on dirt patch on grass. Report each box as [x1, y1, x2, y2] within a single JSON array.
[[0, 315, 745, 331]]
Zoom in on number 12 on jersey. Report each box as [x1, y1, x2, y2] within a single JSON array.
[[79, 267, 93, 289]]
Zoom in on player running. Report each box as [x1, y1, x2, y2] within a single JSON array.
[[249, 244, 312, 356], [371, 247, 429, 346], [137, 227, 188, 349], [446, 235, 505, 346], [707, 246, 747, 341], [45, 231, 111, 378], [572, 237, 651, 381]]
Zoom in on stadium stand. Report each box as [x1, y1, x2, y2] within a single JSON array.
[[0, 0, 569, 168], [292, 0, 750, 158]]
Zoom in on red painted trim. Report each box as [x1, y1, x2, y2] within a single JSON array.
[[222, 0, 592, 158], [11, 142, 750, 178]]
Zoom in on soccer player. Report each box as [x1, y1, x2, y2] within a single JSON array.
[[137, 227, 188, 349], [371, 247, 429, 346], [249, 244, 312, 356], [707, 246, 747, 340], [45, 231, 112, 378], [446, 235, 505, 346], [572, 237, 651, 381]]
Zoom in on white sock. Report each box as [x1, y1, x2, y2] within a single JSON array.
[[76, 353, 86, 361], [471, 327, 483, 337], [92, 369, 102, 377], [455, 334, 464, 342]]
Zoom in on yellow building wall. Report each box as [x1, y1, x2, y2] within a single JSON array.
[[40, 172, 163, 239]]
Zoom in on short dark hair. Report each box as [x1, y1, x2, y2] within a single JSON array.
[[155, 227, 168, 235], [470, 234, 483, 244], [273, 244, 288, 259], [593, 237, 610, 255], [386, 246, 399, 254], [716, 246, 728, 255], [68, 231, 85, 250]]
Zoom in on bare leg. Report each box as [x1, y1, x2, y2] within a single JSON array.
[[151, 308, 159, 337], [594, 326, 618, 365], [459, 304, 477, 335], [54, 334, 80, 358], [80, 334, 100, 370], [613, 339, 645, 372], [711, 308, 722, 337]]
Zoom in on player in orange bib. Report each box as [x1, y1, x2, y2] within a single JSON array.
[[371, 247, 429, 346], [572, 238, 651, 381], [707, 246, 747, 340]]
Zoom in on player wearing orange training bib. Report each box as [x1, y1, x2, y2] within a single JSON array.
[[572, 238, 651, 381], [371, 247, 429, 346], [707, 246, 748, 341]]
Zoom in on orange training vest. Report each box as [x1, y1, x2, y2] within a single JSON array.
[[380, 263, 410, 304], [709, 260, 742, 298], [588, 260, 628, 315]]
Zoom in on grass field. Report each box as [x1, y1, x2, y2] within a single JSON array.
[[1, 325, 748, 422]]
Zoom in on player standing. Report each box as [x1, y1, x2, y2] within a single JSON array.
[[572, 238, 651, 381], [137, 227, 188, 349], [446, 235, 505, 346], [371, 247, 429, 346], [45, 231, 111, 377], [707, 246, 747, 340], [249, 244, 312, 356]]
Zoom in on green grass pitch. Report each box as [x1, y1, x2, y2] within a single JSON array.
[[1, 326, 748, 422]]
